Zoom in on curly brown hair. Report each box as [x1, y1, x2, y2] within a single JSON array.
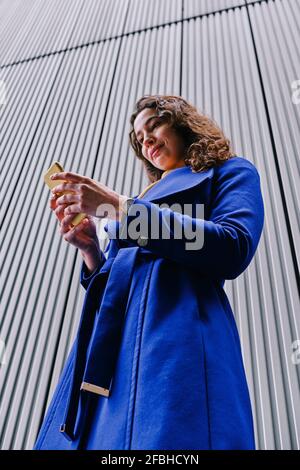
[[129, 94, 236, 183]]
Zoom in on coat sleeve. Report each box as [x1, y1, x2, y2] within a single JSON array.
[[105, 158, 265, 280], [80, 249, 107, 290]]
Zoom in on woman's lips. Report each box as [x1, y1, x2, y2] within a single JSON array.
[[152, 144, 164, 159]]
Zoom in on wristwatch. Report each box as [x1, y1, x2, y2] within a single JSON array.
[[120, 197, 135, 218], [119, 197, 148, 247], [119, 197, 135, 239]]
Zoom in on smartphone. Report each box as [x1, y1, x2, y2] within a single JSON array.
[[43, 161, 86, 227]]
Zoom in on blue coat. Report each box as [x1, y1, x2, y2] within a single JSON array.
[[34, 156, 264, 450]]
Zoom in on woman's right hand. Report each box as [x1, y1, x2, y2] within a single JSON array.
[[49, 193, 99, 253]]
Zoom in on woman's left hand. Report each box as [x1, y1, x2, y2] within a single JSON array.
[[50, 171, 127, 221]]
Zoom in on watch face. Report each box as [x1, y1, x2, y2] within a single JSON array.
[[126, 198, 135, 212], [121, 198, 134, 218]]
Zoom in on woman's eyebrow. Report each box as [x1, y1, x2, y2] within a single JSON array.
[[135, 116, 158, 138]]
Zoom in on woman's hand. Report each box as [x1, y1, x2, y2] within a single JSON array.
[[50, 171, 127, 221], [50, 193, 103, 273], [49, 193, 99, 252]]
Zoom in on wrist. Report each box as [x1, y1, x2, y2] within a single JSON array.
[[80, 239, 100, 258], [81, 241, 102, 274], [117, 195, 130, 221]]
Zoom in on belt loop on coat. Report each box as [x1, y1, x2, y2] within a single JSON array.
[[60, 246, 140, 441]]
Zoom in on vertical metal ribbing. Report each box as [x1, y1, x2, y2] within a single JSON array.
[[0, 0, 299, 450]]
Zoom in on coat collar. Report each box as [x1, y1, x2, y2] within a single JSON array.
[[136, 165, 214, 202]]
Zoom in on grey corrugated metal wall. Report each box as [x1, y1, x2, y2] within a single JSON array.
[[0, 0, 299, 450]]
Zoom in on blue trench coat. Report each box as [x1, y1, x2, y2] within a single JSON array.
[[34, 156, 264, 450]]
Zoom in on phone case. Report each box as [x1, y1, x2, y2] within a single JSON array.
[[43, 161, 86, 227]]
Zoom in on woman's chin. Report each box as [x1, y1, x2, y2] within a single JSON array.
[[152, 159, 166, 170]]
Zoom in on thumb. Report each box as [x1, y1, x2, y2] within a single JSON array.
[[82, 216, 96, 234]]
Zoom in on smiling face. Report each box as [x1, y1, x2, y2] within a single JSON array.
[[133, 108, 187, 171]]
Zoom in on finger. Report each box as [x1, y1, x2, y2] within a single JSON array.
[[49, 195, 57, 210], [56, 193, 79, 206], [62, 218, 87, 241], [82, 215, 93, 225], [50, 172, 88, 183], [63, 203, 82, 215], [54, 204, 68, 221], [76, 217, 94, 235], [51, 183, 80, 194], [62, 223, 84, 242], [60, 213, 78, 233]]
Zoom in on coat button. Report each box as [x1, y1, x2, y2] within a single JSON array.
[[137, 235, 148, 247]]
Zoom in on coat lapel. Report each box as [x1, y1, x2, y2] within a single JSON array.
[[137, 165, 214, 202]]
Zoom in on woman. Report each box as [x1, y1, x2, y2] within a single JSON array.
[[35, 95, 264, 450]]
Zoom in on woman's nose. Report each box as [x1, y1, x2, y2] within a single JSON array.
[[144, 135, 155, 147]]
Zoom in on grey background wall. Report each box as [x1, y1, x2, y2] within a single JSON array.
[[0, 0, 299, 450]]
